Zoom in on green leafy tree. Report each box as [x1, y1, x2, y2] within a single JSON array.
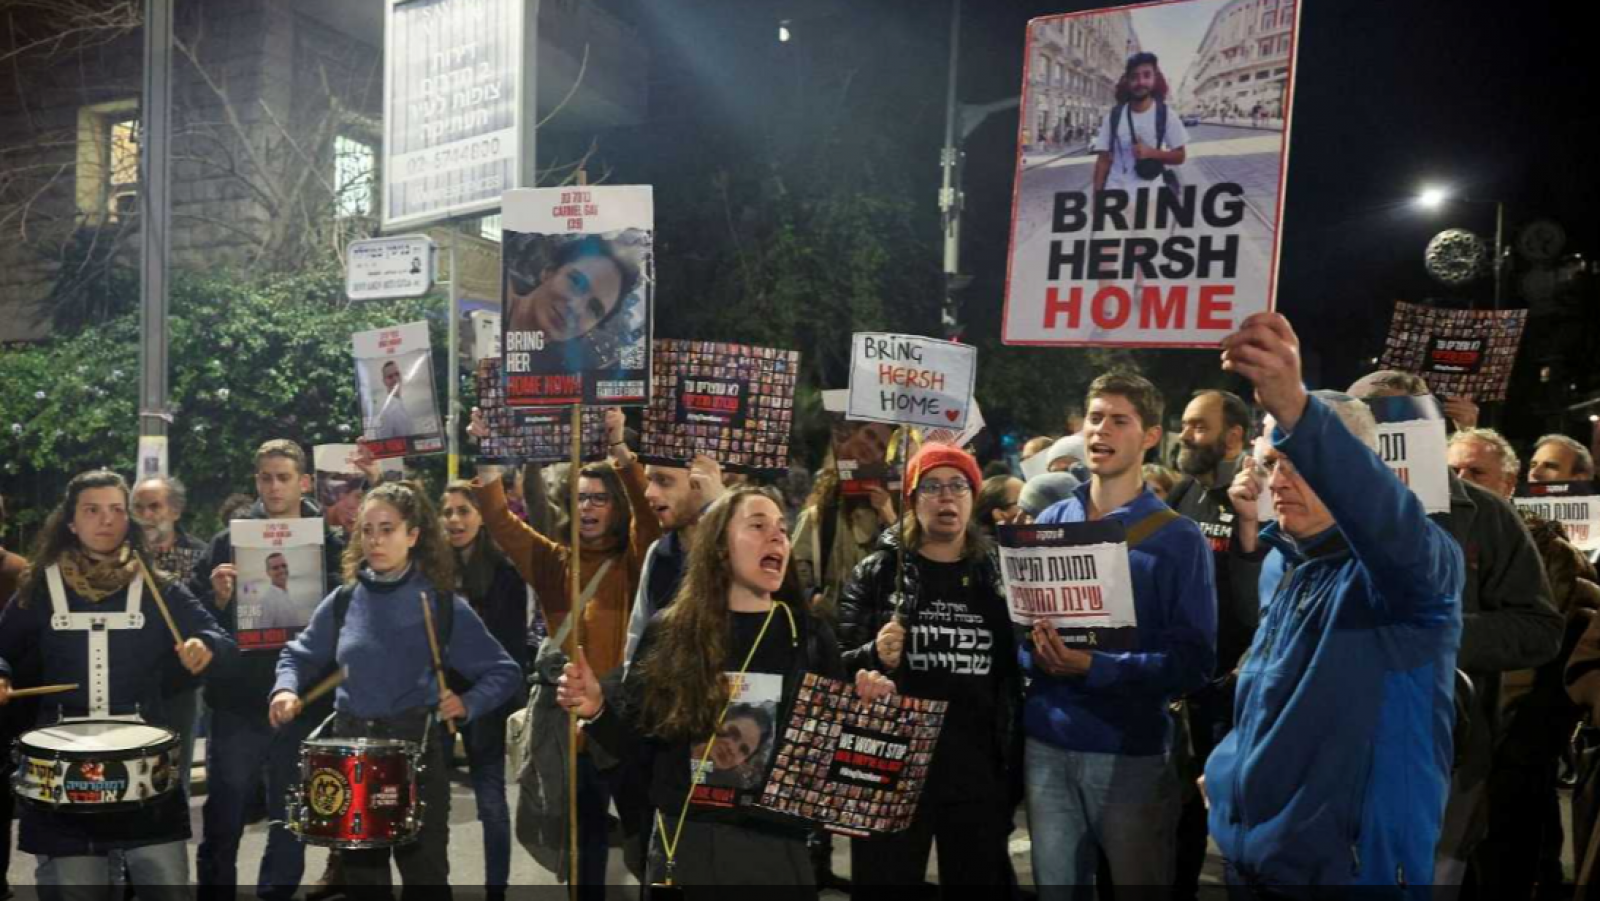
[[0, 263, 451, 544]]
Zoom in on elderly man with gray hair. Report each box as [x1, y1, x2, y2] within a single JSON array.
[[1201, 314, 1464, 894]]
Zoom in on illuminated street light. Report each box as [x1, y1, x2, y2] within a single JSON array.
[[1416, 186, 1448, 209], [778, 20, 791, 42]]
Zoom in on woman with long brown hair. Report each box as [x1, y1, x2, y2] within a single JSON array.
[[270, 481, 522, 894], [559, 486, 895, 893], [439, 481, 529, 900], [0, 469, 234, 897]]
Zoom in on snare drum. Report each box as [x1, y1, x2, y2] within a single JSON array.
[[11, 719, 181, 812], [286, 737, 424, 848]]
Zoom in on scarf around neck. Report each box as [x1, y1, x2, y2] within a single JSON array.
[[59, 544, 139, 602]]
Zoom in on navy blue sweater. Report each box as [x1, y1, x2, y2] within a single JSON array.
[[0, 568, 236, 855], [1025, 483, 1218, 755], [273, 568, 521, 723]]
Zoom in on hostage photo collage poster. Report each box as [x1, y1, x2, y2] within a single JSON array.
[[499, 185, 654, 408], [352, 320, 445, 459], [230, 518, 326, 651], [754, 673, 949, 838], [640, 340, 799, 474], [1379, 301, 1528, 402], [474, 358, 608, 464]]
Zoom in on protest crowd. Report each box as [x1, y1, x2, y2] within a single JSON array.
[[3, 306, 1599, 901], [1, 20, 1597, 901]]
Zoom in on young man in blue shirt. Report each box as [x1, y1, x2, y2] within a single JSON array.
[[1026, 371, 1218, 895]]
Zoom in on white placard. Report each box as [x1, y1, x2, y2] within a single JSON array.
[[231, 518, 326, 652], [346, 236, 436, 300], [1514, 493, 1600, 553], [1376, 418, 1451, 515], [351, 320, 445, 459], [999, 521, 1139, 651], [383, 0, 526, 229], [846, 333, 977, 430]]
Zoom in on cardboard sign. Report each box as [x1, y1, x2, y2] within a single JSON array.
[[346, 235, 435, 300], [473, 358, 607, 464], [999, 520, 1139, 651], [1379, 302, 1528, 402], [231, 519, 325, 652], [754, 673, 948, 838], [1003, 0, 1301, 347], [1515, 482, 1600, 553], [640, 340, 798, 474], [500, 186, 653, 407], [846, 333, 977, 430], [352, 321, 445, 459]]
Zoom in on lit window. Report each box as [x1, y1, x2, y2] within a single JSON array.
[[480, 213, 502, 242], [334, 134, 377, 219], [75, 99, 140, 224]]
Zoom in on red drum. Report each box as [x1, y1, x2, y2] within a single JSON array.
[[286, 737, 424, 848]]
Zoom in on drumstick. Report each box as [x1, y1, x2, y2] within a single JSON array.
[[7, 683, 80, 699], [420, 592, 457, 736], [134, 554, 185, 644], [301, 667, 348, 705]]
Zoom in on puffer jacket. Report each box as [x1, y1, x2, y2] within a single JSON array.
[[836, 528, 1023, 799]]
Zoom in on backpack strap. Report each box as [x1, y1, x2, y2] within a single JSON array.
[[1110, 102, 1126, 156], [1156, 101, 1168, 149], [1125, 507, 1181, 548]]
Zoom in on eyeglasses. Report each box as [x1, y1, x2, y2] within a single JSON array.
[[915, 479, 972, 499], [1256, 455, 1297, 478], [577, 493, 613, 508]]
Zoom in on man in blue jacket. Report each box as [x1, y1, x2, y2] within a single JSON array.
[[1027, 371, 1218, 895], [1204, 313, 1464, 894]]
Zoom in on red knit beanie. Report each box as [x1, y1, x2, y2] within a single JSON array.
[[903, 443, 983, 503]]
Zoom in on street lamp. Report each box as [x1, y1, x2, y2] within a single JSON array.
[[1415, 185, 1506, 306]]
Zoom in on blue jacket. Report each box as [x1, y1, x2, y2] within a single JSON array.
[[1204, 396, 1464, 890], [273, 567, 522, 724], [1025, 484, 1217, 755]]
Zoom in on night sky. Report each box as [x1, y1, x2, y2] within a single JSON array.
[[616, 0, 1596, 439], [957, 0, 1597, 390]]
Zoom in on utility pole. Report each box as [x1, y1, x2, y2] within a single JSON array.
[[938, 0, 964, 341], [138, 0, 174, 464]]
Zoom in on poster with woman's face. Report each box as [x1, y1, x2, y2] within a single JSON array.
[[687, 673, 782, 811], [499, 186, 654, 408], [352, 321, 444, 459]]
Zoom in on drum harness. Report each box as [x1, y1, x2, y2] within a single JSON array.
[[43, 563, 145, 721]]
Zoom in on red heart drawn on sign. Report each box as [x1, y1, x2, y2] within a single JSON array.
[[945, 409, 960, 422]]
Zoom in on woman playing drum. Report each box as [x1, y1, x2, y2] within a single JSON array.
[[270, 481, 521, 893], [0, 470, 235, 900]]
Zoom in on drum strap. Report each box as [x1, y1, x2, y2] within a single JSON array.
[[45, 564, 146, 719]]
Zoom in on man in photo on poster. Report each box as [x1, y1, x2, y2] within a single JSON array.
[[1092, 52, 1189, 198], [238, 551, 307, 632], [368, 358, 422, 440]]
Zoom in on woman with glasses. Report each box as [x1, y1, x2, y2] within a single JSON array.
[[472, 407, 662, 893], [836, 444, 1023, 893]]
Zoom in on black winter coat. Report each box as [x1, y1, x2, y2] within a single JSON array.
[[836, 529, 1024, 801]]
